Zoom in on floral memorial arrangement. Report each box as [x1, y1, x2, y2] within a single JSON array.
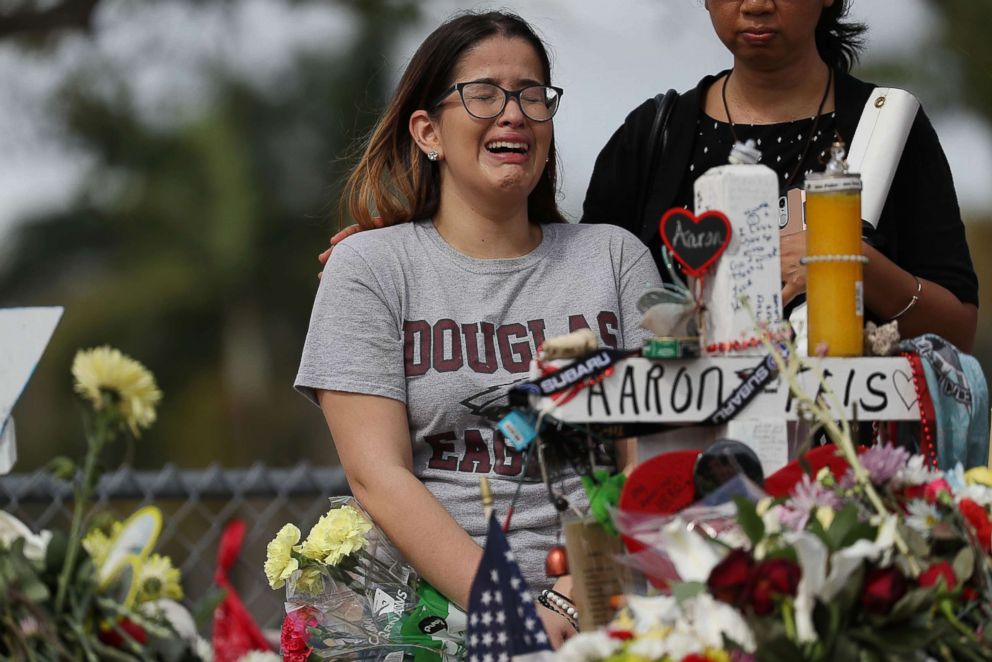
[[0, 346, 210, 659], [265, 497, 466, 661], [554, 341, 992, 662]]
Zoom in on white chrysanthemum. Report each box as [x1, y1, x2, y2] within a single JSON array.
[[72, 346, 162, 436], [894, 455, 940, 487], [555, 631, 621, 661], [905, 500, 941, 536]]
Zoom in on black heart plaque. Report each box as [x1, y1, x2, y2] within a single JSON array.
[[659, 208, 732, 277]]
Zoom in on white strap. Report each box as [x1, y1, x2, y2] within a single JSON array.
[[846, 87, 920, 229]]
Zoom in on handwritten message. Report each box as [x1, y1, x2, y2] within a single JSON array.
[[544, 357, 919, 423]]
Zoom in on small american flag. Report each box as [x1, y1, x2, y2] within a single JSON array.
[[466, 515, 554, 662]]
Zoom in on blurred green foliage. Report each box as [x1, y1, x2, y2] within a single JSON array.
[[0, 0, 419, 470]]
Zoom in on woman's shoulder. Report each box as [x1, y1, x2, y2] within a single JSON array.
[[333, 222, 420, 256], [548, 221, 648, 250]]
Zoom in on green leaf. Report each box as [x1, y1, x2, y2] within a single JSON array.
[[954, 546, 976, 585], [190, 585, 228, 627], [882, 586, 937, 624], [670, 580, 706, 603], [734, 496, 765, 546], [902, 524, 930, 558], [826, 502, 860, 550], [832, 563, 866, 616]]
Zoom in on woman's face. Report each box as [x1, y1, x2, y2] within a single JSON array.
[[430, 36, 553, 210], [707, 0, 833, 67]]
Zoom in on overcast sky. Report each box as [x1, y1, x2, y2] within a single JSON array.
[[0, 0, 989, 238]]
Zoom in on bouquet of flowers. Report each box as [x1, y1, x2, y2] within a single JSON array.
[[0, 346, 208, 659], [265, 497, 466, 661], [556, 342, 992, 662]]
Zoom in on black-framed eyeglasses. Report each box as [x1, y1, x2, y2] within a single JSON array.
[[431, 82, 563, 122]]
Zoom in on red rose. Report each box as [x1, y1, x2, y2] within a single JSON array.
[[745, 558, 801, 615], [861, 566, 907, 615], [707, 549, 754, 605], [98, 618, 148, 648], [682, 655, 711, 662], [959, 499, 992, 552], [919, 561, 956, 591]]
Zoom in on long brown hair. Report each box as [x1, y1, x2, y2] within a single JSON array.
[[340, 11, 566, 229]]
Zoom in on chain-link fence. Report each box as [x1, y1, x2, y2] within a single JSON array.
[[0, 462, 349, 643]]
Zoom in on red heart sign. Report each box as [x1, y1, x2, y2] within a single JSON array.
[[659, 209, 733, 278]]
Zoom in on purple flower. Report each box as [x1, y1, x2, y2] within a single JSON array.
[[850, 443, 910, 486], [780, 475, 841, 530]]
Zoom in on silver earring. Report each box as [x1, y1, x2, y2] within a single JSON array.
[[427, 150, 439, 162]]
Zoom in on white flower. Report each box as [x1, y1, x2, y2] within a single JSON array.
[[905, 500, 941, 536], [945, 463, 968, 494], [556, 631, 621, 661], [684, 593, 755, 652], [0, 510, 51, 561], [894, 455, 940, 486], [626, 594, 678, 631], [955, 484, 992, 507], [787, 531, 828, 643], [628, 636, 668, 659], [658, 517, 721, 582], [139, 599, 212, 659]]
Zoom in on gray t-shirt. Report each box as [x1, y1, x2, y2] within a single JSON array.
[[295, 220, 662, 590]]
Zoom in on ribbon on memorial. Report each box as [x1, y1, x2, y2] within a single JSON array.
[[509, 348, 639, 407], [701, 345, 788, 426]]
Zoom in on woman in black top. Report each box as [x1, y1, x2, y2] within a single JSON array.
[[582, 0, 978, 351]]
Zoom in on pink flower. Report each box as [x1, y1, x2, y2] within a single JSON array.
[[855, 443, 910, 486], [924, 479, 952, 504], [780, 475, 840, 530]]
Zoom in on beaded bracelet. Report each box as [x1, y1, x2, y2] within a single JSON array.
[[889, 276, 922, 321], [799, 254, 869, 265], [538, 589, 579, 629]]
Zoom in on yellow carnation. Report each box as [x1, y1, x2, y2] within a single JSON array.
[[264, 524, 301, 589], [299, 505, 372, 566], [72, 346, 162, 436], [137, 553, 183, 602]]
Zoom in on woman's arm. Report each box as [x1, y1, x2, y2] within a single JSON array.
[[319, 389, 577, 647], [317, 390, 482, 609], [862, 243, 977, 352]]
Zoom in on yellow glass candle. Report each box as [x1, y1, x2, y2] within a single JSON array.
[[805, 173, 864, 356]]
